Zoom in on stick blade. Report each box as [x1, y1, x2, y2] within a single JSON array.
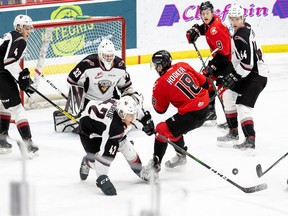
[[256, 164, 263, 178], [242, 183, 268, 193]]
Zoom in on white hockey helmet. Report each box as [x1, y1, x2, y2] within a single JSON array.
[[13, 14, 33, 32], [117, 96, 138, 121], [228, 3, 244, 18], [98, 39, 116, 70]]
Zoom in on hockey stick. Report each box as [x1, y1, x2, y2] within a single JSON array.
[[192, 42, 224, 109], [29, 86, 78, 123], [34, 69, 68, 100], [199, 48, 219, 72], [156, 133, 268, 193], [256, 152, 288, 178]]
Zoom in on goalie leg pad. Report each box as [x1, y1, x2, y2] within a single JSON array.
[[53, 110, 78, 133]]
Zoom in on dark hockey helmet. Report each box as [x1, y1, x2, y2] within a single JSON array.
[[151, 50, 172, 76], [200, 1, 214, 13]]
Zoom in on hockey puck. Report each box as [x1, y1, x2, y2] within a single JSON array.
[[232, 168, 238, 175]]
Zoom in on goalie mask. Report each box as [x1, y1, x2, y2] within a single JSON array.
[[13, 14, 33, 32], [117, 96, 138, 125], [98, 39, 116, 70], [151, 50, 172, 76]]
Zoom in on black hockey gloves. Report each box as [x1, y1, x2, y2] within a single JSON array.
[[221, 71, 241, 90], [140, 110, 155, 136], [186, 24, 201, 44], [18, 68, 31, 91], [96, 175, 117, 196], [203, 60, 218, 77], [18, 68, 34, 96], [219, 63, 241, 92]]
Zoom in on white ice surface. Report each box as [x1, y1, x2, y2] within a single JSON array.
[[1, 53, 288, 216]]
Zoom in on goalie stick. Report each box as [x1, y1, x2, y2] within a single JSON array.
[[192, 42, 224, 110], [29, 86, 78, 123], [155, 133, 268, 193], [256, 152, 288, 178], [29, 86, 104, 139]]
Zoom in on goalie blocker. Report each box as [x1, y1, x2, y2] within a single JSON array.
[[53, 85, 84, 132]]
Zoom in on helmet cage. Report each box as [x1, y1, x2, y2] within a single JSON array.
[[98, 39, 116, 70]]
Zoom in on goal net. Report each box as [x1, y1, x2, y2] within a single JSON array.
[[23, 16, 126, 109]]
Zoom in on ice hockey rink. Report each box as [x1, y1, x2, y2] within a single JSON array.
[[0, 52, 288, 216]]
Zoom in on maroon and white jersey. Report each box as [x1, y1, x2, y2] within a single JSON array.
[[0, 31, 26, 79], [231, 23, 269, 78], [67, 54, 132, 102]]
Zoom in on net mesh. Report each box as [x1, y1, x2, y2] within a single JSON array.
[[23, 17, 125, 109]]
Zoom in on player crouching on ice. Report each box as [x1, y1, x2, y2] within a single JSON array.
[[78, 96, 155, 195], [141, 50, 210, 180]]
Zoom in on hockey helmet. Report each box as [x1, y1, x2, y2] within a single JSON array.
[[117, 96, 138, 122], [151, 50, 172, 76], [98, 39, 116, 70], [13, 15, 33, 32], [200, 1, 214, 13], [228, 3, 244, 18]]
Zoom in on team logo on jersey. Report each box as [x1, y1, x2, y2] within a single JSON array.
[[95, 71, 103, 79], [98, 80, 112, 93], [210, 27, 217, 35]]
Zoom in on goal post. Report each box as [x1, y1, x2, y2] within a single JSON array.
[[23, 16, 126, 109]]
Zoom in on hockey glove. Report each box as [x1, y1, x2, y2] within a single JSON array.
[[18, 68, 31, 91], [203, 60, 217, 77], [140, 110, 155, 136], [96, 175, 117, 196], [219, 69, 241, 91], [186, 24, 201, 44]]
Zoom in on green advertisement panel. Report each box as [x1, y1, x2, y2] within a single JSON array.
[[0, 0, 136, 51]]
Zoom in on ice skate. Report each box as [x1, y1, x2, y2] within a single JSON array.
[[233, 136, 255, 156], [0, 133, 12, 154], [79, 156, 90, 181], [217, 129, 239, 147], [217, 122, 229, 130], [140, 155, 161, 182], [23, 139, 39, 159], [203, 106, 217, 126], [165, 153, 187, 169]]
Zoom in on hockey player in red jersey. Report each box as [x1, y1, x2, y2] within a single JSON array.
[[217, 4, 268, 156], [141, 50, 209, 179], [186, 1, 232, 126]]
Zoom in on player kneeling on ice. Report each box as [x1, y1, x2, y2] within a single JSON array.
[[141, 50, 210, 179], [78, 96, 155, 195]]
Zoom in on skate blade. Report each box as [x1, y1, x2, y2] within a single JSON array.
[[0, 148, 12, 154], [203, 120, 217, 127], [27, 151, 39, 159]]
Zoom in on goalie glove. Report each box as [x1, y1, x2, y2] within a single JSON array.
[[139, 110, 155, 136], [96, 175, 117, 196]]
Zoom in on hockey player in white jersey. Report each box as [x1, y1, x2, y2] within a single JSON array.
[[0, 14, 39, 158], [67, 38, 133, 107], [217, 4, 268, 156], [60, 38, 150, 133], [78, 96, 154, 195]]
